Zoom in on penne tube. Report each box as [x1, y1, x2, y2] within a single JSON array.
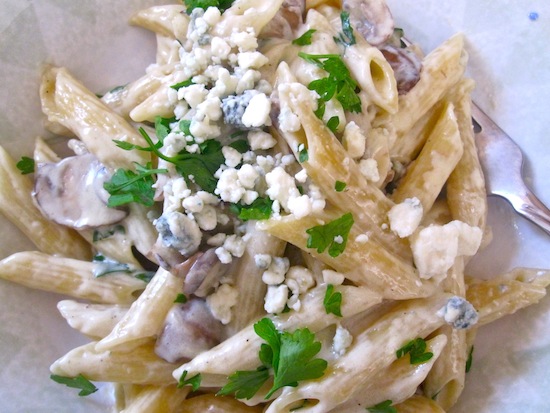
[[40, 66, 150, 170], [57, 300, 130, 340], [129, 5, 189, 40], [0, 251, 145, 304], [391, 102, 464, 213], [120, 385, 190, 413], [174, 284, 383, 387], [394, 395, 446, 413], [33, 136, 61, 164], [178, 394, 264, 413], [95, 267, 184, 352], [50, 341, 177, 386], [0, 145, 91, 260]]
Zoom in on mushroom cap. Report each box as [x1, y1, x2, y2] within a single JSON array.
[[33, 153, 128, 229]]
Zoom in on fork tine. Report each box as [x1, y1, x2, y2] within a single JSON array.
[[472, 103, 550, 235]]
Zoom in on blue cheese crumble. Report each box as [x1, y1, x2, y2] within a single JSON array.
[[438, 296, 479, 329]]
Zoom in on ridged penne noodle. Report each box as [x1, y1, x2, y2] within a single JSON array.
[[394, 395, 446, 413], [40, 66, 150, 169], [212, 0, 286, 37], [265, 294, 451, 412], [391, 102, 464, 213], [50, 341, 177, 386], [226, 222, 286, 335], [174, 285, 383, 387], [95, 268, 183, 351], [330, 334, 448, 412], [0, 145, 91, 260], [121, 385, 190, 413], [33, 136, 61, 164], [466, 268, 550, 326], [446, 79, 487, 232], [391, 34, 467, 156], [258, 210, 427, 299], [57, 300, 130, 340], [0, 251, 144, 304], [129, 5, 189, 40], [178, 394, 264, 413]]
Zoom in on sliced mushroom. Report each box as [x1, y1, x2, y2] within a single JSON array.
[[184, 248, 230, 297], [33, 153, 127, 229], [342, 0, 394, 46], [260, 0, 306, 39], [155, 298, 225, 363], [380, 44, 422, 94]]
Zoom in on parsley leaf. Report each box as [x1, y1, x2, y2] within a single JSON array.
[[218, 366, 270, 399], [103, 162, 167, 207], [396, 338, 433, 365], [174, 293, 188, 304], [184, 0, 234, 14], [177, 370, 202, 391], [170, 79, 194, 90], [323, 284, 342, 317], [50, 374, 98, 397], [366, 400, 397, 413], [465, 345, 474, 373], [334, 11, 356, 47], [335, 181, 347, 192], [16, 156, 35, 174], [299, 52, 361, 113], [92, 225, 125, 242], [292, 29, 317, 46], [230, 197, 273, 221], [219, 318, 327, 400], [298, 145, 309, 163], [306, 212, 354, 257], [327, 116, 340, 133]]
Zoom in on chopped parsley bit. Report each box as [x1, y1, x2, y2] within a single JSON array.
[[50, 374, 98, 397], [396, 338, 433, 365], [174, 293, 188, 304], [108, 85, 125, 94], [465, 345, 474, 373], [134, 272, 155, 283], [170, 79, 194, 91], [366, 399, 397, 413], [306, 212, 354, 258], [334, 181, 347, 192], [218, 318, 327, 400], [292, 29, 317, 46], [327, 116, 340, 133], [298, 145, 309, 163], [184, 0, 234, 14], [323, 284, 343, 317], [177, 370, 202, 391], [103, 162, 167, 207], [334, 11, 356, 47], [92, 225, 125, 242], [298, 52, 362, 114], [16, 156, 35, 175], [115, 119, 227, 193], [179, 119, 193, 136], [230, 197, 273, 221], [93, 254, 154, 282], [229, 139, 251, 154]]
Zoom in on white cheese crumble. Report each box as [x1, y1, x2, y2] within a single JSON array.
[[262, 256, 290, 285], [264, 284, 289, 314], [241, 93, 272, 127], [388, 197, 423, 238], [333, 324, 353, 357], [247, 130, 277, 150], [410, 221, 483, 279], [437, 296, 479, 329], [359, 158, 380, 183], [342, 121, 366, 159], [206, 283, 238, 325], [285, 266, 315, 296]]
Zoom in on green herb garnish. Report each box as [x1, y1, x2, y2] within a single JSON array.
[[170, 79, 194, 90], [334, 181, 347, 192], [174, 293, 188, 304], [306, 212, 354, 257], [396, 338, 433, 365], [218, 318, 327, 400], [230, 197, 273, 221], [465, 345, 474, 373], [16, 156, 35, 174], [299, 52, 361, 114], [177, 370, 202, 391], [292, 29, 317, 46], [92, 225, 125, 242], [327, 116, 340, 133], [184, 0, 234, 14], [50, 374, 98, 397], [323, 284, 342, 317], [366, 400, 397, 413], [298, 145, 309, 163], [334, 11, 356, 47]]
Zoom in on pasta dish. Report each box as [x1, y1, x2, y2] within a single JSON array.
[[0, 1, 549, 412]]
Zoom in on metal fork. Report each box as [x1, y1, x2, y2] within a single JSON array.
[[472, 103, 550, 235]]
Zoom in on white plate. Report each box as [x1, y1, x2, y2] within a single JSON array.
[[1, 1, 549, 412]]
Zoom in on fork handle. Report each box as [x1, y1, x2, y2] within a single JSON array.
[[510, 188, 550, 236]]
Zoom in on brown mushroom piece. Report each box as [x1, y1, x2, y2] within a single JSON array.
[[33, 153, 127, 229], [184, 248, 230, 297], [342, 0, 394, 46], [380, 44, 422, 94], [260, 0, 306, 39], [155, 298, 225, 363]]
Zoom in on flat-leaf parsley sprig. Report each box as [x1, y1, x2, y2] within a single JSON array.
[[218, 317, 328, 400], [306, 212, 354, 258]]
